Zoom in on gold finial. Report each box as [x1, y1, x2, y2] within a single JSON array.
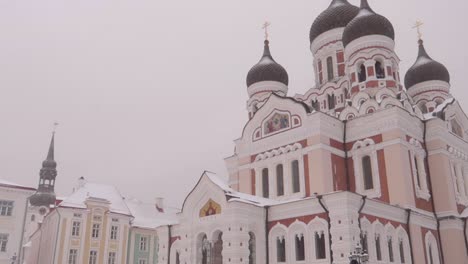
[[262, 21, 271, 41], [53, 122, 59, 134], [413, 20, 424, 40]]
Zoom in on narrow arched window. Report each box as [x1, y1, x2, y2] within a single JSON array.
[[362, 156, 374, 190], [399, 240, 406, 263], [277, 238, 286, 262], [295, 234, 305, 261], [176, 252, 181, 264], [358, 64, 367, 82], [414, 156, 421, 188], [262, 168, 269, 198], [327, 57, 334, 81], [328, 94, 336, 110], [291, 160, 300, 193], [362, 233, 368, 253], [429, 245, 434, 264], [276, 165, 284, 197], [248, 232, 256, 264], [315, 232, 326, 259], [375, 60, 385, 79], [388, 238, 394, 262], [376, 235, 382, 261]]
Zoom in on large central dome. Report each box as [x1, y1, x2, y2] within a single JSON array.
[[342, 0, 394, 47], [309, 0, 359, 45]]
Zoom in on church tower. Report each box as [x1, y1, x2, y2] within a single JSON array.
[[246, 31, 289, 118], [342, 0, 401, 97]]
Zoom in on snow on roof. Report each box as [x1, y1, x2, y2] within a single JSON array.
[[423, 98, 455, 120], [59, 182, 131, 216], [125, 198, 178, 229], [0, 179, 35, 191], [204, 172, 280, 207]]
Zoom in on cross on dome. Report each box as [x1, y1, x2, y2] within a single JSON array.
[[262, 21, 271, 40], [413, 20, 424, 40]]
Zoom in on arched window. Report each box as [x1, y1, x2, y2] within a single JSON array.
[[327, 57, 334, 81], [375, 235, 382, 261], [248, 232, 256, 264], [276, 165, 284, 197], [276, 237, 286, 262], [361, 233, 368, 254], [358, 64, 367, 82], [295, 234, 305, 261], [291, 160, 300, 193], [375, 60, 385, 79], [31, 214, 35, 222], [262, 168, 269, 198], [212, 232, 223, 264], [388, 238, 394, 262], [315, 232, 326, 259], [201, 234, 210, 264], [328, 94, 336, 110], [414, 156, 421, 188], [362, 156, 374, 190], [311, 100, 319, 111], [429, 245, 434, 264], [176, 252, 180, 264], [399, 240, 405, 263]]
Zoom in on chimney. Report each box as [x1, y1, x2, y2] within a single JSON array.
[[155, 197, 164, 213]]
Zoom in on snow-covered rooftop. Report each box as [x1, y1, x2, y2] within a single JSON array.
[[59, 182, 131, 216], [125, 198, 178, 229], [0, 179, 35, 191]]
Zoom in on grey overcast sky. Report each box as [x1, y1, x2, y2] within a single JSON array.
[[1, 0, 467, 209]]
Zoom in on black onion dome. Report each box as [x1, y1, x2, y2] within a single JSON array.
[[309, 0, 359, 44], [404, 40, 450, 89], [246, 40, 289, 87], [342, 0, 395, 47]]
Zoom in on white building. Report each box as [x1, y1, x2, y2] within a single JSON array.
[[0, 180, 35, 264]]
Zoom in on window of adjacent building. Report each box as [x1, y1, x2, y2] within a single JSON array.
[[315, 232, 326, 259], [140, 236, 148, 251], [72, 221, 81, 237], [399, 240, 405, 263], [110, 225, 118, 240], [0, 234, 8, 252], [375, 60, 385, 79], [358, 64, 367, 82], [295, 234, 305, 261], [276, 164, 284, 197], [89, 250, 97, 264], [68, 249, 78, 264], [388, 238, 394, 262], [248, 232, 256, 264], [108, 252, 116, 264], [0, 201, 13, 216], [91, 224, 100, 238], [327, 57, 334, 81], [262, 168, 269, 198], [276, 237, 286, 262], [375, 235, 382, 261], [362, 156, 374, 190], [292, 160, 300, 193]]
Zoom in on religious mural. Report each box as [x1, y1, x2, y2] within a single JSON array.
[[264, 113, 290, 135], [199, 199, 222, 217]]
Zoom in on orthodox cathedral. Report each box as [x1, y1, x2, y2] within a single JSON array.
[[18, 0, 468, 263]]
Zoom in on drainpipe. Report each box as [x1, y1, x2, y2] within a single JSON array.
[[18, 196, 30, 263], [406, 209, 415, 263], [52, 208, 62, 264], [265, 206, 270, 264], [357, 196, 367, 231], [343, 120, 350, 191], [423, 120, 445, 264], [317, 195, 333, 264], [167, 225, 172, 264], [464, 218, 468, 255]]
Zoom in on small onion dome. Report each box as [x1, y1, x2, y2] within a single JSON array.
[[30, 192, 56, 207], [342, 0, 395, 47], [309, 0, 359, 44], [246, 40, 289, 87], [404, 39, 450, 89]]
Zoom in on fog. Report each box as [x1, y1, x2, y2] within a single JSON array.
[[1, 0, 467, 209]]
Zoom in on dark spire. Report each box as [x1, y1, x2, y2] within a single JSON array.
[[404, 39, 450, 89], [360, 0, 373, 11], [30, 132, 58, 207], [262, 40, 272, 59]]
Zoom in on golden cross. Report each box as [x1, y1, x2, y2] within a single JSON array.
[[413, 20, 424, 40], [262, 21, 271, 40]]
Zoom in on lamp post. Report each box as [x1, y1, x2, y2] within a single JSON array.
[[349, 243, 369, 264]]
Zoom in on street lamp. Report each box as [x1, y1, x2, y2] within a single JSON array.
[[349, 243, 369, 264]]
